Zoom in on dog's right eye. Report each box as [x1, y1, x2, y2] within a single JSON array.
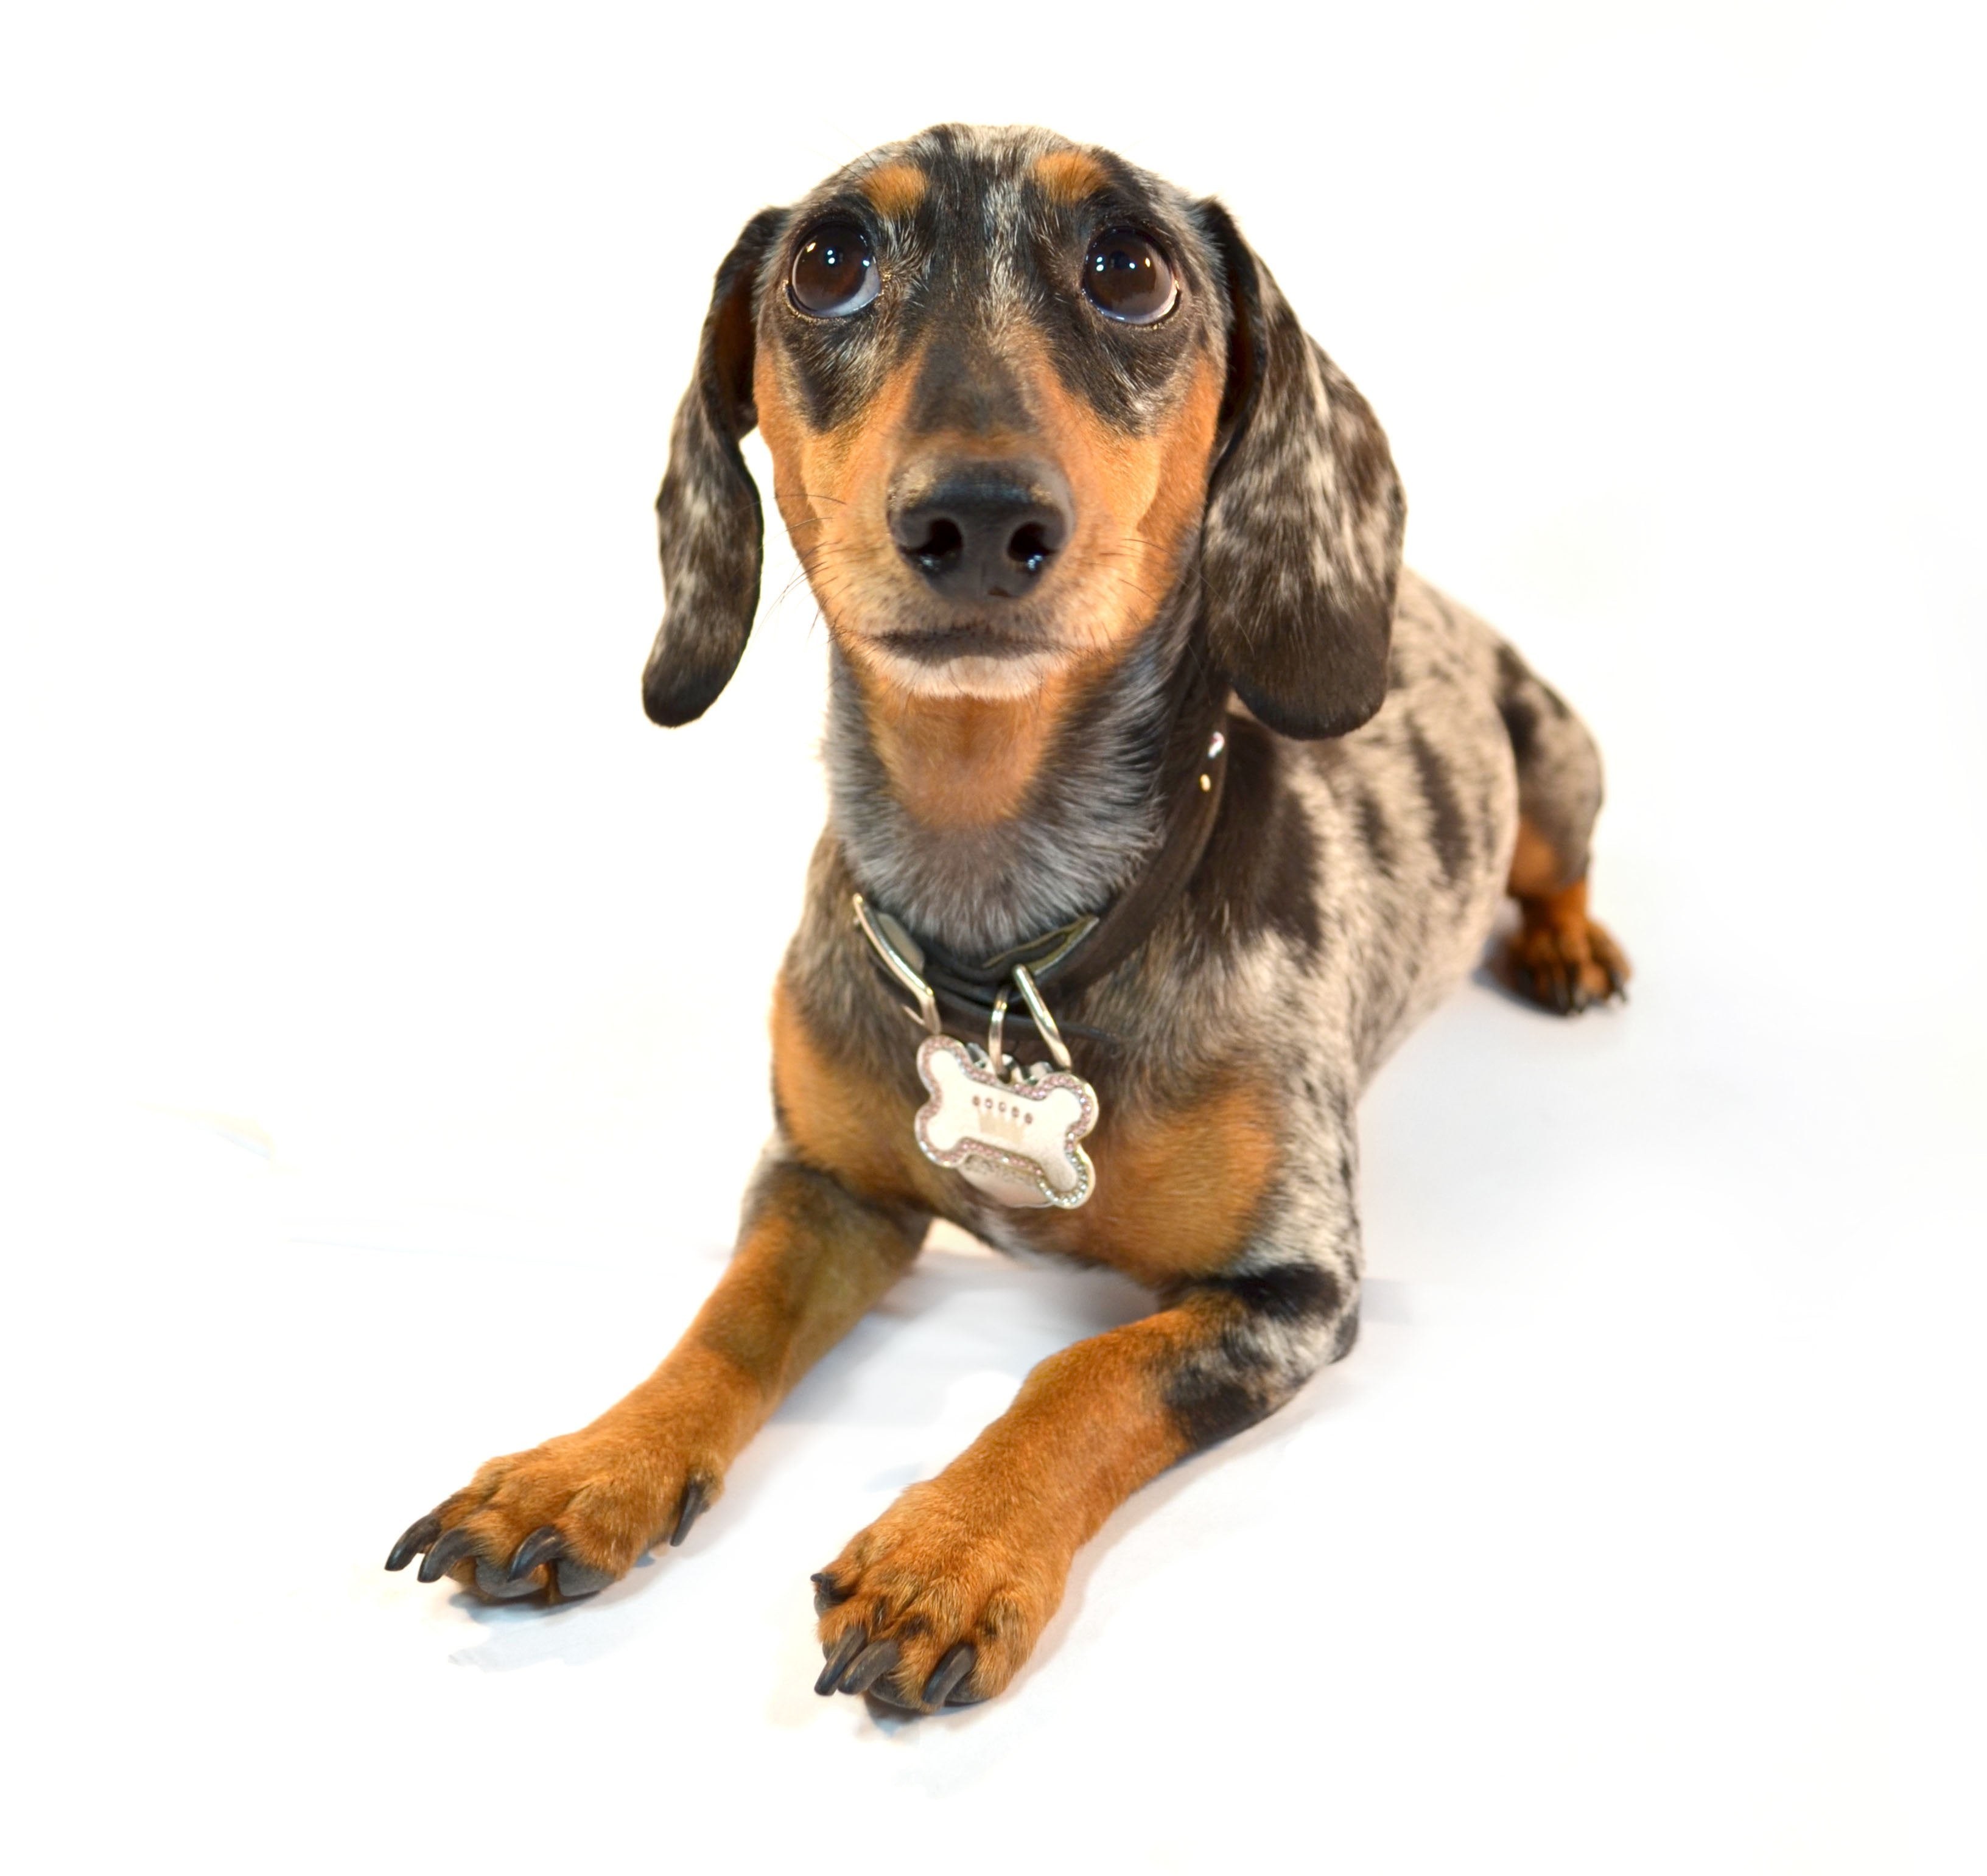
[[789, 222, 879, 317]]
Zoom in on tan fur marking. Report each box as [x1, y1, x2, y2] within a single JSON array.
[[1034, 1076, 1281, 1282], [1015, 340, 1224, 663], [432, 1160, 920, 1600], [1031, 147, 1109, 203], [1506, 815, 1565, 899], [857, 673, 1090, 828], [685, 1188, 911, 1396], [1502, 858, 1633, 1011], [771, 972, 945, 1208], [859, 162, 928, 217], [754, 339, 908, 556], [815, 1304, 1211, 1705]]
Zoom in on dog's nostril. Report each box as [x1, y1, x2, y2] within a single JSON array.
[[1007, 522, 1054, 575], [906, 516, 964, 571], [889, 460, 1073, 601]]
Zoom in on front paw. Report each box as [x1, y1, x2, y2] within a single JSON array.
[[811, 1479, 1070, 1712], [385, 1432, 716, 1603]]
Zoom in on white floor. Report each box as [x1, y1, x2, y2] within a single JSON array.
[[13, 918, 1982, 1873], [6, 5, 1983, 1872]]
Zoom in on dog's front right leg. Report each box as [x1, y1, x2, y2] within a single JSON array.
[[386, 1152, 927, 1601]]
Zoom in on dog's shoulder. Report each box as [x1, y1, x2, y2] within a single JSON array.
[[1167, 569, 1524, 1077]]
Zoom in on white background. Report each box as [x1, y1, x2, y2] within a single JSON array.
[[4, 3, 1983, 1870]]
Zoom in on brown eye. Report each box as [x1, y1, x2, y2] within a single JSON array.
[[1082, 228, 1177, 324], [789, 221, 878, 317]]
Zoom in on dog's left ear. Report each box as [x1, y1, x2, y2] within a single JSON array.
[[642, 207, 787, 727], [1194, 200, 1406, 740]]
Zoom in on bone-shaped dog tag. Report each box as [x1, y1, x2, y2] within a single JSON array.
[[914, 1035, 1098, 1209]]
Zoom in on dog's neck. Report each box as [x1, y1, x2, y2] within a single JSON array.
[[824, 612, 1201, 960]]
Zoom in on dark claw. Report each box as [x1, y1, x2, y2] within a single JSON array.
[[385, 1513, 442, 1572], [670, 1477, 709, 1548], [810, 1571, 851, 1615], [417, 1525, 478, 1584], [839, 1638, 900, 1696], [1551, 970, 1572, 1015], [1567, 973, 1590, 1014], [861, 1678, 921, 1711], [1605, 962, 1628, 1001], [921, 1642, 976, 1709], [474, 1557, 543, 1600], [554, 1558, 615, 1599], [506, 1525, 565, 1583], [815, 1628, 866, 1696]]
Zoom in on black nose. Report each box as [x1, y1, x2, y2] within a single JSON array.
[[888, 461, 1073, 601]]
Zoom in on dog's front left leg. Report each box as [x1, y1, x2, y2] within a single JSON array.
[[387, 1151, 927, 1601], [812, 1250, 1358, 1710]]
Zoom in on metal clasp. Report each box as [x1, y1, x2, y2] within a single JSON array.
[[1011, 964, 1073, 1071], [853, 893, 1076, 1076], [852, 894, 940, 1035]]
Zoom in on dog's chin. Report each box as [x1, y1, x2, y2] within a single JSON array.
[[857, 625, 1070, 702]]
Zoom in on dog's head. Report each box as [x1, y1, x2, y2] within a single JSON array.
[[643, 125, 1403, 742]]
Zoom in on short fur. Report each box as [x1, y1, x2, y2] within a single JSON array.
[[388, 125, 1631, 1711]]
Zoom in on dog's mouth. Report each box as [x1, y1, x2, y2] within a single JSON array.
[[873, 623, 1050, 665], [853, 615, 1068, 701]]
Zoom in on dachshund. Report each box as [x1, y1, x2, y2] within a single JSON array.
[[385, 123, 1630, 1713]]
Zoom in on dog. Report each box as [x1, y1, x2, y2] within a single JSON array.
[[385, 123, 1629, 1712]]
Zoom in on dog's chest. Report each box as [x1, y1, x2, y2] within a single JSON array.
[[907, 1046, 1284, 1284]]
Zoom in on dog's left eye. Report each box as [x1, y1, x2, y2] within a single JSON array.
[[790, 222, 879, 317], [1082, 229, 1177, 324]]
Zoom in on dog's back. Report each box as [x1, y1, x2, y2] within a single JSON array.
[[1294, 569, 1603, 1079]]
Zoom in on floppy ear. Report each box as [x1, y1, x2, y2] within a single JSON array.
[[1194, 200, 1406, 740], [642, 207, 787, 727]]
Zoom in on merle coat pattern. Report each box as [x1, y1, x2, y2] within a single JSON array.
[[387, 124, 1628, 1713]]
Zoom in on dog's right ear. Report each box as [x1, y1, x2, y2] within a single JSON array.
[[1193, 200, 1405, 741], [642, 207, 788, 727]]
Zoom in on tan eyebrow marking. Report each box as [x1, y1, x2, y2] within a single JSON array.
[[859, 163, 928, 217], [1032, 147, 1110, 203]]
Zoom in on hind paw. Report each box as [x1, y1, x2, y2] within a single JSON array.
[[1501, 899, 1630, 1016]]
